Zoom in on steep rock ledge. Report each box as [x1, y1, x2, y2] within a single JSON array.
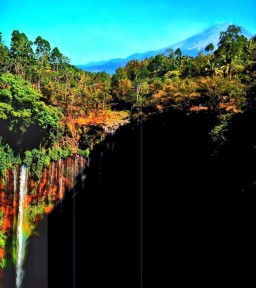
[[49, 108, 256, 287]]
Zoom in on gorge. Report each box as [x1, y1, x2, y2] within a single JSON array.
[[0, 23, 256, 287], [29, 109, 256, 286], [1, 106, 256, 287]]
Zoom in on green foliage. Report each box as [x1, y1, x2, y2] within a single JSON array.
[[0, 231, 7, 249], [205, 43, 214, 52], [0, 212, 7, 248], [0, 73, 60, 131], [0, 138, 20, 177], [0, 25, 256, 274], [0, 257, 6, 268], [26, 199, 45, 224], [0, 73, 61, 151], [0, 211, 7, 268], [210, 113, 234, 143], [0, 24, 255, 177], [214, 25, 249, 80], [23, 146, 74, 179], [77, 148, 90, 157], [9, 30, 35, 77]]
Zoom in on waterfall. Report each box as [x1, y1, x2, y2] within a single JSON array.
[[0, 156, 87, 286], [13, 168, 18, 195], [16, 165, 28, 288], [58, 158, 63, 200], [13, 167, 18, 219]]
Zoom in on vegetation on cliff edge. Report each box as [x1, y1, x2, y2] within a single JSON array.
[[0, 25, 256, 177]]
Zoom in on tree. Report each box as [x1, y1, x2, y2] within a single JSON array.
[[50, 47, 68, 73], [34, 36, 51, 61], [124, 60, 151, 103], [166, 49, 180, 71], [180, 55, 193, 78], [34, 36, 51, 90], [0, 33, 10, 72], [189, 53, 209, 77], [214, 25, 248, 80], [175, 48, 182, 58], [196, 76, 246, 111], [0, 73, 61, 149], [9, 30, 35, 79], [94, 72, 112, 111], [205, 43, 214, 53], [174, 48, 182, 67], [111, 68, 133, 104], [147, 54, 168, 77]]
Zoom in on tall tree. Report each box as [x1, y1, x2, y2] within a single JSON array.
[[50, 47, 66, 73], [34, 36, 51, 63], [0, 33, 9, 72], [214, 25, 248, 80], [111, 67, 133, 105], [10, 30, 35, 79], [34, 36, 51, 90], [205, 43, 214, 53]]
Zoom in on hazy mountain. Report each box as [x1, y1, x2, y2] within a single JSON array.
[[78, 23, 253, 74]]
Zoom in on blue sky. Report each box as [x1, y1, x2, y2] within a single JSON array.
[[0, 0, 256, 64]]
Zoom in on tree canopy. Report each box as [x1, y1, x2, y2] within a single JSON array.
[[0, 73, 61, 150], [0, 24, 255, 154]]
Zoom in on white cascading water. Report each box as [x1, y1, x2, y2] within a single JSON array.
[[59, 158, 63, 200], [16, 165, 28, 288], [13, 168, 18, 195]]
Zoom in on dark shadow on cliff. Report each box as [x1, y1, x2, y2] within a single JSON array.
[[0, 120, 48, 151], [48, 109, 256, 287], [48, 122, 141, 288]]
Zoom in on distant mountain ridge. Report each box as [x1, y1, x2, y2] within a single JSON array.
[[78, 23, 253, 74]]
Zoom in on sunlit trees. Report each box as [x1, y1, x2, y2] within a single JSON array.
[[34, 36, 51, 90], [196, 76, 246, 111], [93, 72, 112, 111], [214, 25, 248, 80], [0, 25, 255, 146], [50, 47, 70, 74], [0, 33, 9, 73], [0, 73, 61, 148], [9, 30, 35, 79], [111, 67, 133, 105], [148, 54, 168, 77]]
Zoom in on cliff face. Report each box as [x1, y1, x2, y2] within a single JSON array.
[[1, 107, 256, 287], [0, 156, 87, 286], [48, 108, 256, 287]]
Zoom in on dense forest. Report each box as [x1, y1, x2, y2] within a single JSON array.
[[0, 24, 256, 278], [0, 24, 255, 177]]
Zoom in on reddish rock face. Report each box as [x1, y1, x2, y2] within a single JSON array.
[[0, 156, 87, 284]]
